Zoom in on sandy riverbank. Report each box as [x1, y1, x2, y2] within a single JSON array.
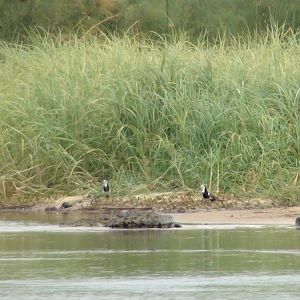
[[170, 206, 300, 225]]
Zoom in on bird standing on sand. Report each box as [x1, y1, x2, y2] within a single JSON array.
[[200, 184, 218, 201], [103, 179, 110, 194]]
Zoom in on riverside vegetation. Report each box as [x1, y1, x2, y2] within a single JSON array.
[[1, 0, 300, 41], [0, 27, 299, 206]]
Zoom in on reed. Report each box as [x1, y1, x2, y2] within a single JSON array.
[[0, 27, 299, 204]]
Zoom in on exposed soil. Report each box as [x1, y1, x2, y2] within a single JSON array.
[[33, 191, 287, 212]]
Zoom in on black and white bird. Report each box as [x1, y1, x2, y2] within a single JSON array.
[[102, 179, 110, 194], [200, 184, 218, 201]]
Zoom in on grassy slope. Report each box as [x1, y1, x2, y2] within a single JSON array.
[[0, 29, 299, 205]]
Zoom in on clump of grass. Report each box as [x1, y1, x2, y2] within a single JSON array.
[[0, 26, 299, 204]]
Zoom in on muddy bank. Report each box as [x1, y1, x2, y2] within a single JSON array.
[[1, 191, 299, 226], [33, 191, 289, 213]]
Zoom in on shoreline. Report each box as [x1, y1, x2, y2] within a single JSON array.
[[170, 207, 300, 225], [0, 192, 299, 226], [0, 206, 299, 226]]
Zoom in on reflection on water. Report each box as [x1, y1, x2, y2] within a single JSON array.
[[0, 212, 299, 300]]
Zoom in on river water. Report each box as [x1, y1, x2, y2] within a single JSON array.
[[0, 212, 299, 300]]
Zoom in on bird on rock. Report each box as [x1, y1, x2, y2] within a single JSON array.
[[200, 184, 218, 201]]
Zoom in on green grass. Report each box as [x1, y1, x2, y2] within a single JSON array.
[[0, 27, 299, 205], [2, 0, 300, 42]]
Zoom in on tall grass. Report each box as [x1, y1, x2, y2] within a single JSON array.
[[0, 27, 299, 204], [2, 0, 300, 42]]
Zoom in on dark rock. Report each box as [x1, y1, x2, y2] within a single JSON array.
[[45, 206, 57, 212], [99, 209, 178, 229], [60, 201, 73, 209], [59, 209, 181, 229], [295, 217, 300, 226], [174, 223, 182, 228]]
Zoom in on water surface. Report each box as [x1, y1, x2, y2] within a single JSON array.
[[0, 212, 299, 299]]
